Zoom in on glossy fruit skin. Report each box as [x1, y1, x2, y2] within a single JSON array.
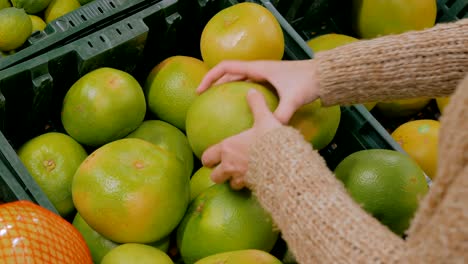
[[17, 132, 88, 217], [144, 56, 209, 131], [334, 149, 429, 236], [61, 67, 146, 147], [72, 138, 190, 244], [186, 81, 278, 159], [200, 2, 284, 68], [177, 183, 279, 264]]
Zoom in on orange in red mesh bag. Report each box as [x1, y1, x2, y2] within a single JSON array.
[[0, 200, 92, 263]]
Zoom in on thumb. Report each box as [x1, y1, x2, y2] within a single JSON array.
[[247, 89, 272, 122], [273, 97, 298, 124]]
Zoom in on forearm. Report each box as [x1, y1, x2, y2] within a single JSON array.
[[314, 19, 468, 106], [245, 126, 405, 263]]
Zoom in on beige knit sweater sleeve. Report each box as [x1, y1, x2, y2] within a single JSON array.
[[315, 18, 468, 107], [245, 19, 468, 263]]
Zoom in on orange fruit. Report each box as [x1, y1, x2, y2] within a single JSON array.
[[72, 138, 190, 244], [189, 166, 215, 202], [195, 249, 282, 264], [334, 149, 428, 236], [352, 0, 437, 39], [0, 200, 92, 263], [126, 120, 194, 178], [288, 99, 341, 150], [200, 2, 284, 68], [391, 119, 440, 179], [177, 183, 279, 264], [17, 132, 88, 217], [436, 97, 451, 114], [186, 81, 278, 159], [375, 98, 431, 118], [101, 243, 173, 264], [72, 213, 170, 263], [144, 56, 209, 131], [61, 67, 146, 147], [306, 33, 358, 52]]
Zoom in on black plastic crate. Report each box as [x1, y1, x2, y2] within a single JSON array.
[[0, 0, 168, 71]]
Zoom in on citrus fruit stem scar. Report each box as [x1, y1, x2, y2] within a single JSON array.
[[43, 159, 56, 172]]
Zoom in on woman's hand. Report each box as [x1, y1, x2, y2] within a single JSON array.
[[201, 89, 282, 190], [197, 59, 321, 124]]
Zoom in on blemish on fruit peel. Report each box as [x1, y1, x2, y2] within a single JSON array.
[[196, 202, 205, 213]]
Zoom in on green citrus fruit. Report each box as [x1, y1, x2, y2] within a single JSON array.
[[72, 212, 119, 263], [72, 138, 190, 244], [0, 0, 11, 10], [288, 99, 341, 150], [126, 120, 194, 178], [11, 0, 52, 14], [101, 244, 174, 264], [177, 183, 279, 264], [17, 132, 88, 217], [189, 166, 215, 202], [334, 149, 429, 236], [72, 212, 170, 263], [0, 7, 32, 51], [61, 67, 146, 147], [195, 249, 282, 264], [144, 56, 209, 131], [186, 81, 278, 159]]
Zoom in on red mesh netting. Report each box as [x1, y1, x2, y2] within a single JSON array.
[[0, 200, 92, 263]]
